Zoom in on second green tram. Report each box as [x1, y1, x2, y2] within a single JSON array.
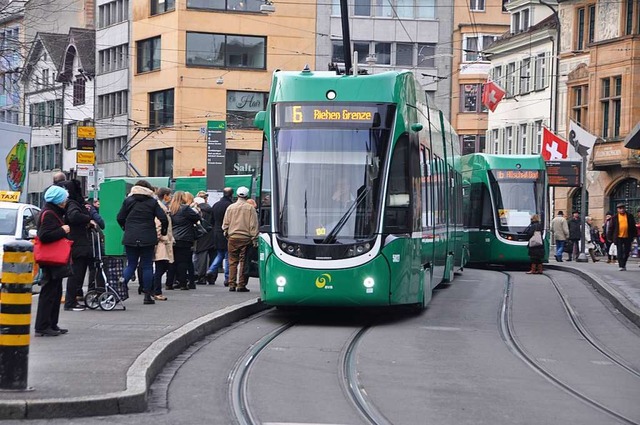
[[460, 154, 549, 264], [254, 69, 468, 308]]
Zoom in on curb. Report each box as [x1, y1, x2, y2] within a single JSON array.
[[0, 298, 269, 420], [546, 265, 640, 328]]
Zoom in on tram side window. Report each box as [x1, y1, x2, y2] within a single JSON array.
[[464, 183, 493, 229], [420, 147, 431, 229], [384, 135, 412, 234], [259, 136, 271, 227]]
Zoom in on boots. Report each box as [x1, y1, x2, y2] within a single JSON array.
[[143, 292, 155, 304], [536, 264, 543, 274], [526, 264, 536, 274]]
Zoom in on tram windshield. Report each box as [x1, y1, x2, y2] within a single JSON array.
[[489, 169, 545, 235], [273, 120, 391, 243]]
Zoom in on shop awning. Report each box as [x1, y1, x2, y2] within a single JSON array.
[[624, 121, 640, 149]]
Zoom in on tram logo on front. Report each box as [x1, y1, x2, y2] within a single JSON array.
[[315, 273, 332, 289]]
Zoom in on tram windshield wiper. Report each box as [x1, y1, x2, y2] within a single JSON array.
[[320, 186, 369, 244]]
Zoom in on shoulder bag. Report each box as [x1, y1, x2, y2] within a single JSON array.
[[34, 210, 74, 266], [528, 230, 543, 247]]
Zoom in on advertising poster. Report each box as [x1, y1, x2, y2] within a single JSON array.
[[0, 122, 31, 203]]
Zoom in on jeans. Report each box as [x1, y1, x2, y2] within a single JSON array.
[[208, 249, 229, 282], [555, 240, 565, 258], [123, 245, 155, 293]]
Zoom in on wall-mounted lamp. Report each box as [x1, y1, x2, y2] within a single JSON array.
[[216, 77, 224, 85]]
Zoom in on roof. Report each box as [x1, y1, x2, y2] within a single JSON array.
[[67, 27, 95, 76], [21, 32, 68, 81], [486, 15, 557, 51]]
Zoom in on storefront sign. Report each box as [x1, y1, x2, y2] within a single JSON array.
[[592, 142, 624, 166], [206, 120, 226, 191], [227, 91, 266, 112], [546, 161, 581, 187]]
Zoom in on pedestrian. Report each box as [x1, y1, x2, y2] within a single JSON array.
[[585, 216, 600, 263], [85, 198, 106, 294], [603, 211, 616, 263], [193, 192, 215, 284], [116, 180, 168, 304], [524, 214, 545, 274], [61, 179, 96, 312], [206, 187, 233, 285], [550, 210, 569, 262], [567, 210, 581, 261], [606, 202, 637, 271], [34, 185, 71, 336], [169, 191, 201, 290], [223, 186, 258, 292], [153, 187, 174, 300]]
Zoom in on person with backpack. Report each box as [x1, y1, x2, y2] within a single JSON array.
[[117, 180, 168, 304]]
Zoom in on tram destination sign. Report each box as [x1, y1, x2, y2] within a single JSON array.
[[278, 104, 381, 127], [492, 169, 540, 180], [545, 161, 581, 187]]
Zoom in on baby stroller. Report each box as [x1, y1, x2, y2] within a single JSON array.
[[84, 229, 127, 311], [593, 232, 607, 257]]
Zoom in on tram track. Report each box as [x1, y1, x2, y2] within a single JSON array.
[[228, 317, 390, 425], [499, 271, 640, 425]]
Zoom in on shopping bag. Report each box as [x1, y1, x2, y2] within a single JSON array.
[[609, 243, 618, 257], [33, 236, 73, 266]]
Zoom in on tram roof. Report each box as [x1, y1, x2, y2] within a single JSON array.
[[460, 153, 546, 171], [269, 70, 415, 103]]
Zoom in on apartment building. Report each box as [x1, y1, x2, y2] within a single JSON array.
[[0, 1, 26, 125], [315, 0, 453, 118], [129, 0, 316, 179], [451, 0, 510, 155]]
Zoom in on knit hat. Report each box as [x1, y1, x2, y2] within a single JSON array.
[[44, 185, 69, 205]]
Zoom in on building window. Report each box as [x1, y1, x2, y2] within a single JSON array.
[[462, 35, 495, 62], [354, 0, 435, 19], [187, 0, 268, 12], [626, 0, 636, 35], [505, 126, 513, 154], [533, 120, 543, 154], [29, 100, 62, 127], [331, 40, 344, 63], [417, 43, 435, 67], [396, 43, 413, 66], [137, 37, 161, 73], [601, 76, 622, 139], [97, 136, 126, 163], [588, 5, 596, 43], [98, 0, 129, 28], [353, 42, 369, 64], [186, 32, 266, 69], [506, 62, 517, 98], [492, 129, 499, 154], [149, 88, 174, 129], [148, 148, 173, 177], [226, 91, 267, 129], [519, 123, 528, 154], [460, 135, 485, 155], [534, 53, 548, 90], [73, 79, 85, 106], [151, 0, 175, 15], [520, 57, 531, 94], [375, 42, 391, 65], [331, 41, 435, 68], [461, 84, 487, 113], [521, 8, 530, 31], [98, 90, 128, 118], [469, 0, 484, 11], [571, 85, 588, 127], [225, 149, 261, 176], [29, 144, 61, 171], [99, 44, 128, 74]]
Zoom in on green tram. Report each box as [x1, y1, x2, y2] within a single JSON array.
[[460, 154, 549, 265], [253, 69, 468, 308]]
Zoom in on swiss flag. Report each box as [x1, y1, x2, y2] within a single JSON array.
[[481, 80, 506, 112], [541, 127, 569, 160]]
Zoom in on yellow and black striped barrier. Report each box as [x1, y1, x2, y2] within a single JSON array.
[[0, 240, 34, 391]]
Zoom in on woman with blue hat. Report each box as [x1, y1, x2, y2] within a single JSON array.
[[34, 185, 71, 336]]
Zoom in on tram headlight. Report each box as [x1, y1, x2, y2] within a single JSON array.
[[363, 277, 375, 288], [286, 245, 295, 254], [276, 276, 287, 287]]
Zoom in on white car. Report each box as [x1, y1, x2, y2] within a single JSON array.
[[0, 201, 40, 281]]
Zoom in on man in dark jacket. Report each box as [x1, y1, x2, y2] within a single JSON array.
[[117, 180, 168, 304], [567, 210, 581, 261], [194, 192, 215, 284], [606, 202, 637, 271], [206, 188, 233, 285]]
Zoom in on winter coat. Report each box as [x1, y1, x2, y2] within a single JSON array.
[[606, 213, 638, 243], [65, 198, 93, 258], [171, 204, 201, 248], [87, 204, 105, 229], [223, 198, 259, 240], [550, 216, 569, 241], [525, 221, 545, 260], [154, 201, 174, 262], [37, 202, 72, 279], [195, 202, 215, 253], [568, 217, 581, 241], [212, 195, 233, 250], [117, 185, 168, 247]]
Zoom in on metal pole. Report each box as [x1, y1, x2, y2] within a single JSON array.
[[576, 154, 588, 262], [0, 240, 35, 391], [339, 0, 352, 74]]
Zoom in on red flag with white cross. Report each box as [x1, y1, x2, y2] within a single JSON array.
[[541, 127, 569, 160], [481, 80, 506, 112]]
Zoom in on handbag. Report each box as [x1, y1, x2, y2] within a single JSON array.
[[33, 211, 74, 266], [528, 230, 543, 247]]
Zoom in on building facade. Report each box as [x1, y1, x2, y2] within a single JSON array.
[[315, 0, 454, 117], [129, 0, 316, 180], [0, 1, 26, 125], [451, 0, 510, 155], [484, 1, 556, 156]]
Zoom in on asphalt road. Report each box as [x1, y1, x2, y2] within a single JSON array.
[[6, 268, 640, 424]]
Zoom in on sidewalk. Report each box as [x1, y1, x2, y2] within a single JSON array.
[[546, 257, 640, 328], [0, 279, 267, 420]]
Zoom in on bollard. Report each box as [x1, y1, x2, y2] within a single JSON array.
[[0, 240, 34, 391]]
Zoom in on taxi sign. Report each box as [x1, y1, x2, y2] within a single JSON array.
[[76, 151, 95, 164], [0, 191, 20, 202]]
